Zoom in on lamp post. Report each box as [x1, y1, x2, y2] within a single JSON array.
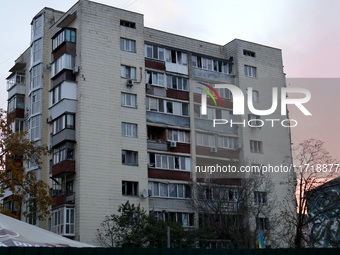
[[162, 210, 170, 248]]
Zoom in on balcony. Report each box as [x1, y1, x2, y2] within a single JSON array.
[[146, 112, 190, 128], [7, 72, 25, 98], [52, 160, 75, 178], [51, 129, 76, 147], [52, 191, 75, 208]]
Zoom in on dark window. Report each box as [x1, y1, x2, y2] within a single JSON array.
[[243, 50, 255, 57], [120, 20, 136, 28], [122, 181, 138, 196], [256, 217, 269, 230], [122, 150, 138, 165]]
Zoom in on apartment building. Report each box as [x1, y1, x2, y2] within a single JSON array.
[[5, 0, 295, 247]]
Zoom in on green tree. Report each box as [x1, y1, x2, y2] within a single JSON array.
[[0, 108, 52, 221], [96, 201, 187, 247]]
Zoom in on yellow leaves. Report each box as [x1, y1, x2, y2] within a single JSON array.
[[0, 108, 52, 221]]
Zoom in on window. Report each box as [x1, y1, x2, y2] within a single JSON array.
[[251, 164, 263, 176], [30, 115, 41, 140], [53, 144, 74, 165], [50, 85, 61, 106], [252, 90, 259, 103], [145, 97, 189, 116], [122, 122, 137, 137], [30, 64, 42, 89], [196, 132, 215, 147], [218, 136, 237, 149], [148, 153, 190, 171], [31, 15, 43, 39], [120, 20, 136, 28], [256, 217, 269, 230], [120, 38, 136, 52], [31, 39, 43, 64], [165, 49, 187, 65], [121, 93, 137, 108], [52, 206, 75, 236], [254, 192, 267, 205], [7, 95, 25, 113], [148, 182, 191, 199], [11, 119, 24, 133], [52, 29, 76, 51], [122, 150, 138, 165], [192, 56, 230, 74], [51, 54, 76, 77], [120, 65, 136, 79], [146, 71, 165, 86], [166, 75, 188, 91], [244, 65, 257, 78], [30, 90, 41, 116], [248, 114, 261, 127], [243, 50, 255, 57], [167, 129, 190, 143], [250, 140, 263, 153], [152, 211, 194, 227], [52, 114, 75, 135], [122, 181, 138, 196], [145, 44, 165, 61]]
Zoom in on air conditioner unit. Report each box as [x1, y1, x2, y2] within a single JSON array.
[[46, 63, 51, 70], [73, 65, 79, 74], [170, 141, 177, 148], [235, 144, 242, 150], [127, 79, 134, 87], [47, 145, 52, 151], [210, 147, 217, 152], [146, 83, 151, 89]]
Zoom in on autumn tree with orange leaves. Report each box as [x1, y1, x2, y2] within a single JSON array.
[[0, 108, 52, 221]]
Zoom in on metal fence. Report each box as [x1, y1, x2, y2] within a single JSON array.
[[0, 248, 339, 255]]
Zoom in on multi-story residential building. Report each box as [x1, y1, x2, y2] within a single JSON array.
[[4, 0, 295, 247]]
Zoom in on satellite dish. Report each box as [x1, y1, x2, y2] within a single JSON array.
[[142, 189, 148, 199]]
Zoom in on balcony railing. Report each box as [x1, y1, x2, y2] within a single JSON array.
[[52, 191, 75, 207]]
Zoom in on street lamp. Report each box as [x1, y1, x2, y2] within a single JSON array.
[[162, 210, 170, 248]]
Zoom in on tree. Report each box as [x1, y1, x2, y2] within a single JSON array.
[[0, 108, 52, 221], [187, 175, 276, 248], [96, 201, 186, 247], [281, 139, 339, 248]]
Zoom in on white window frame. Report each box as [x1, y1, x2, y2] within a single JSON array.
[[120, 65, 136, 79], [51, 206, 75, 236], [30, 90, 41, 116], [121, 93, 137, 108], [30, 115, 41, 140], [30, 64, 42, 90], [250, 140, 263, 153], [196, 132, 215, 147], [245, 65, 257, 78], [148, 153, 190, 171], [120, 38, 136, 52], [145, 44, 165, 61], [146, 71, 165, 87], [145, 97, 189, 116], [51, 54, 76, 78], [168, 129, 190, 143], [122, 122, 137, 137], [148, 182, 191, 199], [166, 75, 189, 91], [218, 136, 236, 149]]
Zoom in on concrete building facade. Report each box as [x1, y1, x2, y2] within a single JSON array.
[[5, 0, 295, 247]]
